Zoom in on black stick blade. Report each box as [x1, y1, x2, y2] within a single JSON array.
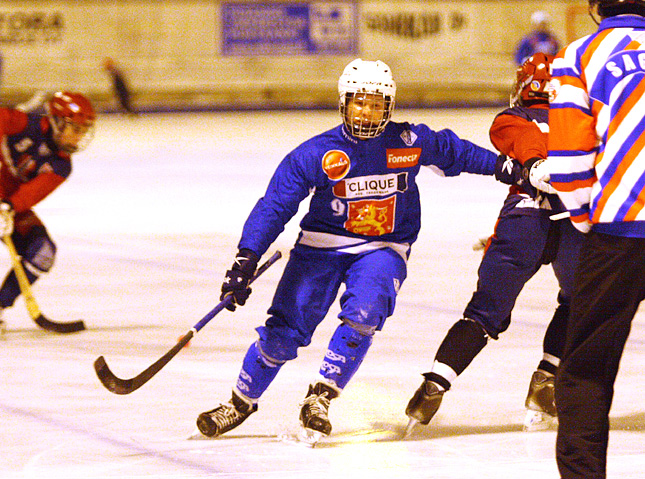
[[94, 331, 194, 395], [34, 314, 85, 333], [94, 356, 135, 395], [92, 251, 281, 395]]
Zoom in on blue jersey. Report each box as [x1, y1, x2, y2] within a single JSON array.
[[238, 121, 497, 258], [515, 31, 560, 66]]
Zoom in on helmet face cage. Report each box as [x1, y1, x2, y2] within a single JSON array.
[[46, 91, 96, 153], [510, 53, 554, 107], [338, 59, 396, 139], [340, 92, 394, 139]]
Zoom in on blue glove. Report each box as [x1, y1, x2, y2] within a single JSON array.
[[221, 249, 259, 311]]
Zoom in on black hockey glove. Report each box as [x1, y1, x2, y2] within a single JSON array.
[[494, 154, 523, 186], [221, 249, 259, 311]]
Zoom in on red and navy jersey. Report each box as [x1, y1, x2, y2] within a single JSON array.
[[490, 104, 564, 215], [238, 121, 497, 258], [0, 108, 71, 213], [490, 104, 548, 166]]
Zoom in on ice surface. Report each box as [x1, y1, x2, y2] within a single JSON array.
[[1, 109, 644, 478]]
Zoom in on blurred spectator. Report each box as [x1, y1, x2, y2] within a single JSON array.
[[102, 57, 136, 115], [514, 11, 561, 66]]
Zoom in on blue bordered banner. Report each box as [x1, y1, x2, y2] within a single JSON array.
[[222, 1, 358, 56]]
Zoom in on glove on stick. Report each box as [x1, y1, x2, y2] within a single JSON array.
[[221, 249, 259, 311]]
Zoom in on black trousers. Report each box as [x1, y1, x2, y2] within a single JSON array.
[[555, 231, 645, 479]]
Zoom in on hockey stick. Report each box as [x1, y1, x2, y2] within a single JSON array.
[[549, 211, 571, 221], [3, 234, 86, 333], [94, 250, 282, 395]]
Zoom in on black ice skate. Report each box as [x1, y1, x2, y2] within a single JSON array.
[[524, 369, 557, 431], [196, 391, 257, 438], [405, 379, 445, 436], [298, 382, 339, 446]]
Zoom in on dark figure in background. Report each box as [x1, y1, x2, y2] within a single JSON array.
[[102, 58, 136, 115], [405, 53, 585, 434]]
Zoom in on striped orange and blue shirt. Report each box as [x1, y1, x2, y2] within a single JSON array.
[[548, 14, 645, 236]]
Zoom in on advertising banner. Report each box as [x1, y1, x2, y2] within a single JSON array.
[[0, 10, 64, 45], [221, 1, 358, 56], [360, 1, 475, 64]]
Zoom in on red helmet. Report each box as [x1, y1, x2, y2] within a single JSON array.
[[46, 91, 96, 153], [47, 91, 96, 127], [510, 53, 554, 107]]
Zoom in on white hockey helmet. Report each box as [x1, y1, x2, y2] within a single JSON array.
[[530, 10, 550, 27], [338, 59, 396, 139]]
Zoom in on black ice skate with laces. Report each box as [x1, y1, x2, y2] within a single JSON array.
[[196, 391, 257, 438], [298, 382, 339, 445]]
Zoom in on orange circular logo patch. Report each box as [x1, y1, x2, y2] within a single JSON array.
[[322, 150, 350, 180]]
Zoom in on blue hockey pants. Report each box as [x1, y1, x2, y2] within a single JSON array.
[[236, 244, 407, 399]]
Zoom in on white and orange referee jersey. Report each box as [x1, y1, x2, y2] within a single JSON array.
[[547, 14, 645, 236]]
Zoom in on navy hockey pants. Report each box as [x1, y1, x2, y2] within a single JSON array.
[[0, 212, 56, 309], [464, 197, 584, 339], [255, 243, 407, 363]]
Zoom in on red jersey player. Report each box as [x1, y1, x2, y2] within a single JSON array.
[[0, 91, 95, 335], [406, 54, 585, 433]]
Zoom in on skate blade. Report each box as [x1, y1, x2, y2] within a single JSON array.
[[404, 417, 419, 438], [187, 427, 210, 440], [523, 409, 557, 432], [296, 427, 324, 447]]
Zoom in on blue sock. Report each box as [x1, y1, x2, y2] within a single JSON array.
[[235, 341, 282, 400], [319, 322, 373, 389]]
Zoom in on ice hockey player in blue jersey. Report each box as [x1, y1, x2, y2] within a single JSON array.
[[195, 58, 498, 444]]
